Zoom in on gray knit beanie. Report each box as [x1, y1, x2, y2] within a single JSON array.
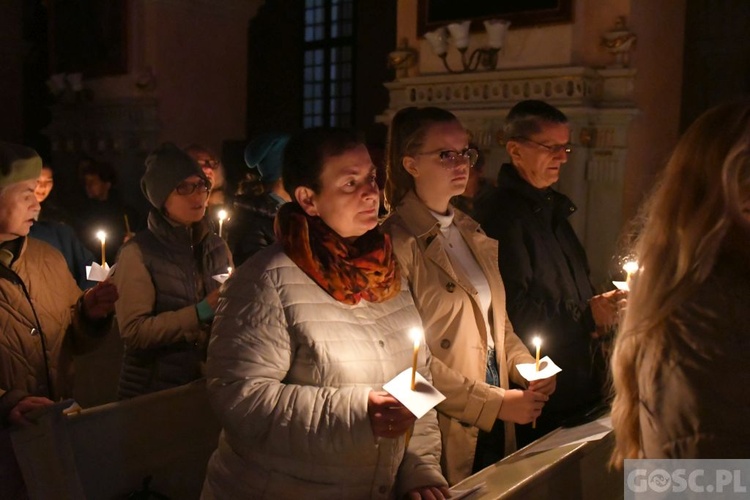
[[141, 142, 209, 209], [0, 142, 42, 188]]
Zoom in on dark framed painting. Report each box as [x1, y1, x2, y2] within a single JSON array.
[[417, 0, 574, 36], [48, 0, 128, 77]]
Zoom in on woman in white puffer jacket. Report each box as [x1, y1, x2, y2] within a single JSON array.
[[201, 127, 449, 499]]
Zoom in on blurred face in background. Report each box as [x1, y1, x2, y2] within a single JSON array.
[[84, 173, 112, 201], [187, 148, 223, 189], [35, 166, 54, 203]]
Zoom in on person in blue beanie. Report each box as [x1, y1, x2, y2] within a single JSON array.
[[228, 132, 291, 266], [110, 142, 232, 399]]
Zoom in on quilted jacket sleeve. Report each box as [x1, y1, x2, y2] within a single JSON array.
[[205, 269, 374, 458]]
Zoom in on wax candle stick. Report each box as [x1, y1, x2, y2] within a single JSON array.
[[217, 209, 228, 238], [409, 328, 422, 391], [532, 336, 542, 429], [96, 230, 107, 266]]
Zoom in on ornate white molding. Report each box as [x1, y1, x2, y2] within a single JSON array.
[[377, 66, 637, 123]]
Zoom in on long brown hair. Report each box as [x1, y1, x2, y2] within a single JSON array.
[[610, 100, 750, 466], [383, 106, 460, 212]]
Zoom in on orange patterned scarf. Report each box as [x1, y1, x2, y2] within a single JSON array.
[[275, 203, 401, 305]]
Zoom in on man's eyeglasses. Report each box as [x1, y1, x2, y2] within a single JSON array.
[[196, 159, 221, 170], [415, 148, 479, 168], [175, 180, 211, 195], [512, 137, 572, 155]]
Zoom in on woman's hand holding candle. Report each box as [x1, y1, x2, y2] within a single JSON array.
[[367, 391, 415, 438]]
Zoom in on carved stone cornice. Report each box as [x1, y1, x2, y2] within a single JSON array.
[[377, 66, 636, 123]]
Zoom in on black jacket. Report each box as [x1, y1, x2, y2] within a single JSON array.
[[475, 164, 600, 418], [227, 192, 285, 267]]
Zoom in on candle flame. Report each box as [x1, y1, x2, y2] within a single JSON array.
[[622, 260, 639, 274], [96, 230, 107, 243], [409, 327, 422, 348], [227, 266, 232, 274], [532, 336, 542, 348], [218, 209, 228, 222]]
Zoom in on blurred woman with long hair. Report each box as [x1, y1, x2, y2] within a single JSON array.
[[610, 101, 750, 463]]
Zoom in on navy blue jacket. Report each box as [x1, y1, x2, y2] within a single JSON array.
[[475, 164, 601, 420]]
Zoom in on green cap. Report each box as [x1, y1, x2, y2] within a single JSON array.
[[0, 142, 42, 188]]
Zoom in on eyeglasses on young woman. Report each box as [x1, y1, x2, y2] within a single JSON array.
[[414, 147, 479, 168]]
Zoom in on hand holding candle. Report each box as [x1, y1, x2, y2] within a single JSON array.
[[96, 230, 107, 266], [217, 209, 228, 238], [409, 327, 422, 391]]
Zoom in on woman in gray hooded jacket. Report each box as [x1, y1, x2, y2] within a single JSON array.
[[112, 143, 232, 399]]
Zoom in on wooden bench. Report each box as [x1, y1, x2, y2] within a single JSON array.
[[12, 380, 220, 500]]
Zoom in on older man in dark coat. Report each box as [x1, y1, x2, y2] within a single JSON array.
[[475, 101, 622, 446]]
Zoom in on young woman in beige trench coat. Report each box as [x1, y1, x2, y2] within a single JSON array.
[[382, 107, 557, 484]]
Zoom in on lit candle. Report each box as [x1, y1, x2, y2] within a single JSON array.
[[533, 336, 542, 372], [409, 327, 422, 390], [532, 336, 542, 429], [96, 230, 107, 266], [217, 209, 228, 238], [623, 260, 639, 284], [227, 266, 232, 275]]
